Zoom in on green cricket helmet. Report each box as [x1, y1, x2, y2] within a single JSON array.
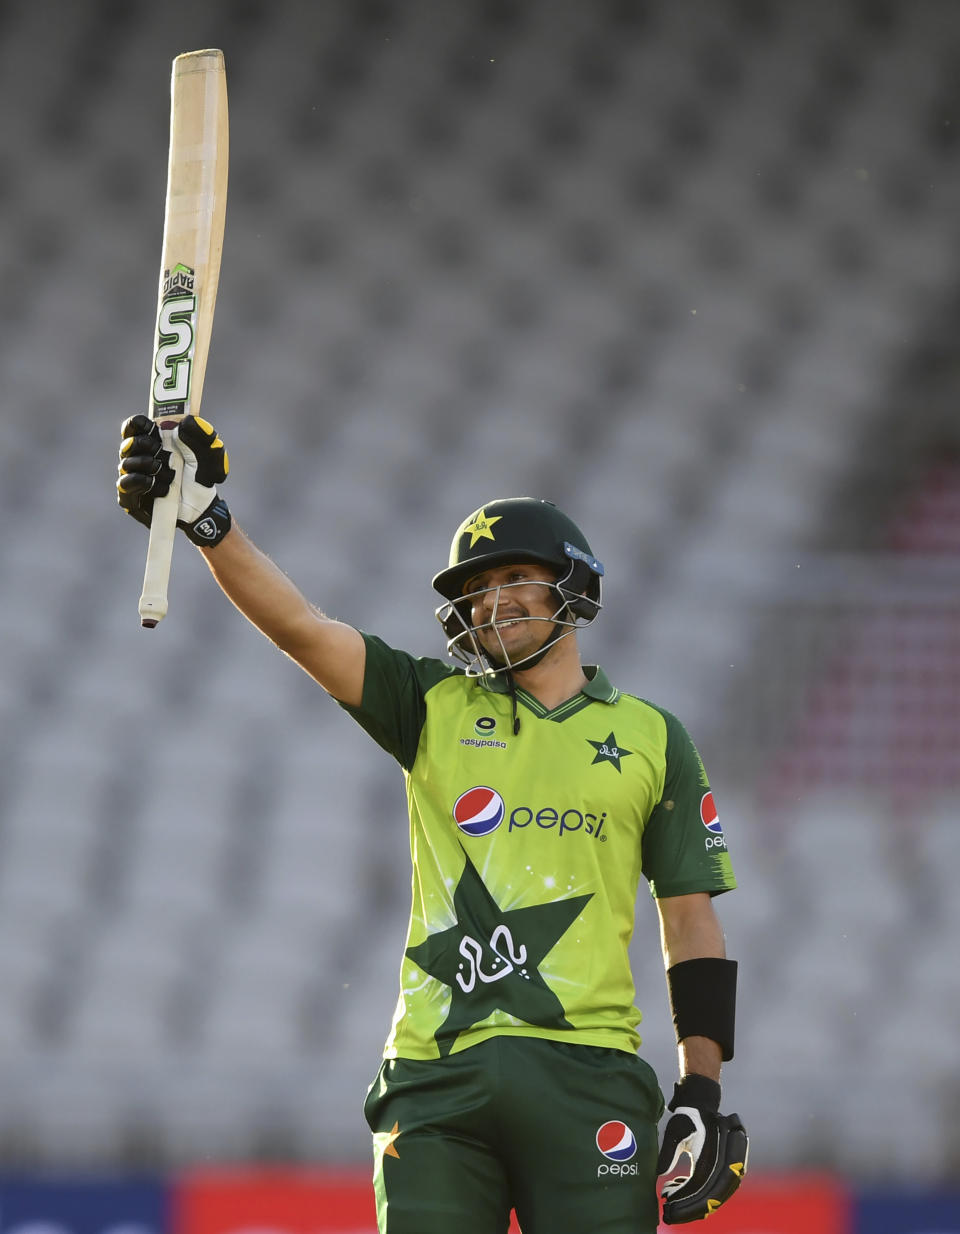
[[432, 497, 604, 673]]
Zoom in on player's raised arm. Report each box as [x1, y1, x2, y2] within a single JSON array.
[[117, 414, 366, 706], [199, 523, 366, 704]]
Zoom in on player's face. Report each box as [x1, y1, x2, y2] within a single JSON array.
[[463, 562, 560, 664]]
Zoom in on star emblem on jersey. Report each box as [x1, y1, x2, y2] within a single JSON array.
[[587, 732, 632, 772], [462, 509, 502, 548], [377, 1121, 401, 1160], [405, 849, 592, 1057]]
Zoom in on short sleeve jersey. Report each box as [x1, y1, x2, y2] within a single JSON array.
[[341, 633, 736, 1061]]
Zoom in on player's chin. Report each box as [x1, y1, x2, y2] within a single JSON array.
[[477, 629, 521, 660], [480, 627, 545, 663]]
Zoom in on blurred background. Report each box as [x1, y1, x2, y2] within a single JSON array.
[[1, 0, 958, 1197]]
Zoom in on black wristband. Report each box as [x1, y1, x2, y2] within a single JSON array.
[[667, 957, 737, 1062], [182, 497, 232, 547], [669, 1072, 721, 1113]]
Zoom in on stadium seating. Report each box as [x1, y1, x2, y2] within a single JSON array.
[[0, 0, 958, 1182]]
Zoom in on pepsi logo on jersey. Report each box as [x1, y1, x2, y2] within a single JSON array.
[[452, 786, 608, 842], [700, 790, 728, 851], [596, 1120, 639, 1178], [453, 787, 505, 837]]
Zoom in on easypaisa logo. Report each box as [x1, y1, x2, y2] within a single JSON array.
[[452, 787, 609, 842], [459, 715, 508, 751]]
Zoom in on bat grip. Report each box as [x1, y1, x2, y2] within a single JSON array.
[[138, 436, 184, 628]]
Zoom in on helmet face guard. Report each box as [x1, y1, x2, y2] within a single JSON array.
[[436, 551, 602, 674], [432, 499, 604, 676]]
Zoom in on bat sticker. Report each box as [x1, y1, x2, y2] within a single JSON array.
[[152, 262, 197, 414]]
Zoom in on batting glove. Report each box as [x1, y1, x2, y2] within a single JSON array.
[[117, 414, 232, 546], [656, 1074, 749, 1225]]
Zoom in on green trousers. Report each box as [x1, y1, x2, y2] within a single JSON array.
[[364, 1035, 665, 1234]]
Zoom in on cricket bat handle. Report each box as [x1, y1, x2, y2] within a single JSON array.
[[138, 428, 184, 627]]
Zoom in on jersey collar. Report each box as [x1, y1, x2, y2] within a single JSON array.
[[478, 664, 620, 705], [582, 665, 620, 704]]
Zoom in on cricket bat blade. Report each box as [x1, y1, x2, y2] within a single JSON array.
[[139, 48, 228, 627]]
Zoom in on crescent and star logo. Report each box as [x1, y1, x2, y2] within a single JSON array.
[[587, 732, 632, 772], [461, 508, 502, 547]]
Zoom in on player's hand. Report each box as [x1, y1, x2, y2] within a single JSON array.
[[656, 1074, 748, 1224], [117, 414, 231, 546], [173, 415, 232, 545], [117, 414, 175, 528]]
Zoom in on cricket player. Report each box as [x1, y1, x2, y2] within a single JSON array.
[[117, 414, 749, 1232]]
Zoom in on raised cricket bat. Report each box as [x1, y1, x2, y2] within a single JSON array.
[[139, 49, 228, 628]]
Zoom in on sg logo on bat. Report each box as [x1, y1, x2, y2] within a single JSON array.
[[152, 262, 197, 412]]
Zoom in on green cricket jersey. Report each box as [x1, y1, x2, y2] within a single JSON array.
[[341, 634, 736, 1062]]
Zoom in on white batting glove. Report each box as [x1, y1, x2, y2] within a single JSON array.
[[170, 415, 232, 544]]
